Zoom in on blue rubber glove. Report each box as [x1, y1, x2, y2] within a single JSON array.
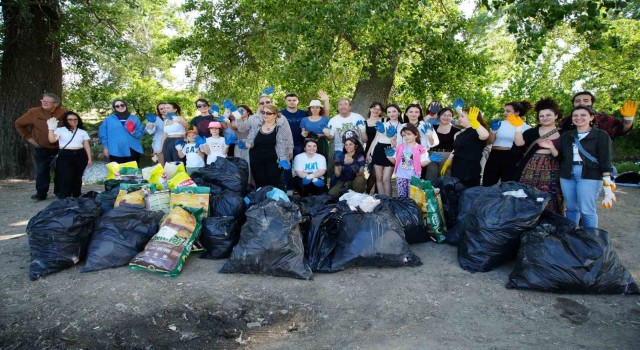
[[384, 146, 396, 158], [421, 122, 434, 135], [430, 153, 444, 162], [262, 86, 275, 95], [195, 136, 206, 147], [223, 127, 235, 138], [167, 112, 176, 120], [145, 113, 156, 123], [453, 98, 464, 110], [210, 104, 220, 116], [386, 125, 397, 137], [426, 118, 439, 126], [312, 178, 325, 187], [490, 119, 502, 131], [237, 140, 247, 150], [334, 150, 344, 162], [375, 121, 385, 134], [222, 99, 236, 110], [302, 177, 312, 185], [278, 160, 291, 170], [355, 120, 365, 128], [429, 101, 442, 115], [175, 139, 185, 148], [225, 134, 237, 145]]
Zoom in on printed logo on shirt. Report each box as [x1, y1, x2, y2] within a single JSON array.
[[304, 162, 319, 172]]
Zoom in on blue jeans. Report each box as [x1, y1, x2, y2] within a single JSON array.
[[560, 165, 602, 228]]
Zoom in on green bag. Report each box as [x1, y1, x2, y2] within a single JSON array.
[[409, 177, 446, 243]]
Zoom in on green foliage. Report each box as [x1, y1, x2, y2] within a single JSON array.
[[614, 161, 640, 173]]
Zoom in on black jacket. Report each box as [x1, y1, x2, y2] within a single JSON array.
[[558, 127, 612, 180]]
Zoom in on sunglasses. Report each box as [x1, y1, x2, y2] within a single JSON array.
[[258, 101, 272, 105], [115, 104, 126, 108], [263, 112, 276, 116], [196, 104, 208, 108]]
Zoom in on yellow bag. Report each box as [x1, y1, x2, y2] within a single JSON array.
[[167, 172, 196, 190], [106, 161, 138, 180], [170, 187, 210, 217], [410, 185, 427, 216], [115, 183, 148, 207], [164, 161, 186, 180], [143, 164, 168, 190]]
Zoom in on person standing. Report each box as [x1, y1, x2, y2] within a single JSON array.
[[98, 99, 145, 164], [145, 102, 167, 165], [15, 93, 68, 200], [559, 91, 635, 140]]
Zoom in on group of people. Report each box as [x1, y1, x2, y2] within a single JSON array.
[[15, 90, 637, 229]]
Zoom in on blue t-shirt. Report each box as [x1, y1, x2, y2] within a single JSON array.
[[300, 116, 329, 136], [280, 109, 307, 148]]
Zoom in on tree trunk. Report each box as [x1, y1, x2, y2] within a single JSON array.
[[350, 49, 400, 116], [0, 0, 63, 178]]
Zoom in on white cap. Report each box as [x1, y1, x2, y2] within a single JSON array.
[[308, 100, 323, 108]]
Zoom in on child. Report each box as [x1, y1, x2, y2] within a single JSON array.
[[202, 121, 229, 165], [177, 129, 205, 175], [387, 124, 430, 197]]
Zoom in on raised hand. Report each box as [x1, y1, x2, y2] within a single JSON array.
[[619, 100, 638, 121], [210, 104, 220, 117], [262, 86, 275, 95], [384, 146, 396, 158], [421, 122, 434, 135], [429, 101, 442, 115], [167, 112, 176, 120], [355, 120, 365, 128], [453, 98, 464, 111], [375, 121, 385, 134], [195, 135, 206, 147], [318, 90, 329, 101], [489, 119, 502, 132], [505, 114, 524, 131], [278, 160, 291, 170], [467, 107, 481, 129], [47, 117, 58, 130], [430, 153, 443, 162], [145, 113, 156, 123], [386, 124, 397, 137]]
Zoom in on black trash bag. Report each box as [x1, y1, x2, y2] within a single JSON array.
[[199, 157, 249, 195], [81, 191, 99, 200], [433, 176, 467, 230], [200, 216, 240, 259], [82, 205, 163, 273], [243, 186, 289, 209], [96, 187, 120, 215], [293, 194, 338, 243], [307, 204, 422, 272], [507, 212, 639, 294], [458, 182, 550, 272], [27, 198, 100, 280], [209, 190, 245, 219], [374, 195, 427, 244], [220, 201, 312, 280], [614, 171, 640, 185]]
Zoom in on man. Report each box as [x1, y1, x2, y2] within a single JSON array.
[[559, 91, 635, 140], [324, 98, 367, 153], [15, 93, 68, 200]]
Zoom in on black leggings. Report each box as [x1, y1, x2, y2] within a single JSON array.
[[109, 148, 141, 164], [482, 148, 520, 186], [250, 153, 283, 190], [452, 157, 482, 188], [56, 149, 88, 198]]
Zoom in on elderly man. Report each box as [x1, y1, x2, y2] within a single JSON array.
[[15, 93, 68, 200]]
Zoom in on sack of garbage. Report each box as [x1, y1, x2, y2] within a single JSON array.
[[293, 194, 337, 242], [506, 212, 639, 294], [198, 157, 249, 195], [307, 204, 422, 272], [220, 201, 312, 280], [210, 190, 245, 218], [433, 176, 467, 229], [410, 177, 446, 242], [200, 216, 240, 259], [82, 205, 163, 272], [106, 161, 138, 180], [457, 182, 550, 272], [129, 206, 204, 277], [27, 198, 101, 280], [115, 183, 155, 208], [374, 195, 428, 244], [170, 186, 210, 217], [243, 186, 289, 209]]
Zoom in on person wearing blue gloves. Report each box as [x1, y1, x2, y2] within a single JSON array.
[[177, 129, 205, 174], [98, 99, 145, 163], [292, 138, 328, 196], [145, 102, 167, 165], [328, 135, 367, 197], [202, 121, 229, 165], [244, 104, 292, 190], [387, 124, 430, 198], [366, 103, 403, 196], [425, 107, 460, 181]]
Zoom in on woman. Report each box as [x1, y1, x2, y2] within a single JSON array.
[[515, 98, 564, 213], [47, 112, 92, 198], [364, 102, 385, 193], [292, 138, 328, 196], [554, 106, 613, 228], [441, 107, 490, 188], [190, 99, 218, 138], [245, 104, 293, 190], [366, 103, 402, 196], [300, 100, 330, 160], [231, 105, 254, 184], [145, 102, 167, 165], [98, 99, 144, 163], [162, 102, 189, 163], [328, 135, 367, 197], [483, 100, 532, 186], [425, 107, 459, 181], [396, 104, 439, 179]]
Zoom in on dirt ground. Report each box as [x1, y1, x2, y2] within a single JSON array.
[[0, 179, 638, 350]]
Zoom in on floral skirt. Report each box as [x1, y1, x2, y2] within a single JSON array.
[[520, 153, 564, 214]]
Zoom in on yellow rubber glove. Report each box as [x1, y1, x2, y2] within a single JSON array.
[[619, 101, 638, 121], [506, 114, 524, 128], [602, 176, 616, 191], [468, 106, 481, 129], [440, 159, 452, 176], [602, 185, 616, 209]]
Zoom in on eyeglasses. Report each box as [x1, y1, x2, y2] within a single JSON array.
[[196, 104, 207, 108], [259, 101, 272, 105], [67, 118, 78, 121], [115, 104, 126, 108], [264, 112, 276, 116]]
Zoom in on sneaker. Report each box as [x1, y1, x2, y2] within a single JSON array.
[[31, 194, 47, 201]]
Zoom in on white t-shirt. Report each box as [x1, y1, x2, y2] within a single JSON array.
[[494, 122, 532, 148], [396, 121, 439, 149], [573, 131, 589, 162], [204, 136, 227, 165], [54, 127, 89, 149], [327, 113, 365, 151], [183, 142, 205, 168], [293, 152, 327, 177]]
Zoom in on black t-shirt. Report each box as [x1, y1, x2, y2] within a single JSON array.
[[435, 126, 459, 151], [280, 109, 307, 148], [453, 128, 485, 162], [191, 115, 216, 138]]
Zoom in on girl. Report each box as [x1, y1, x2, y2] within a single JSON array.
[[202, 122, 229, 165], [366, 103, 402, 196], [293, 138, 328, 196], [177, 129, 205, 175], [387, 124, 430, 198], [396, 104, 439, 179]]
